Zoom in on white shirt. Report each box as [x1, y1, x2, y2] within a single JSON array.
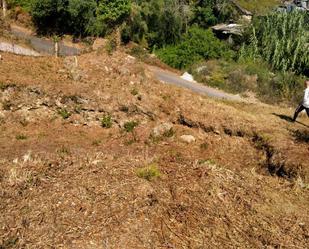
[[303, 87, 309, 108]]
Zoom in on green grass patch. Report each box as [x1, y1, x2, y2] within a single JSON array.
[[124, 121, 139, 133], [136, 164, 161, 181], [58, 108, 71, 119], [101, 115, 113, 128]]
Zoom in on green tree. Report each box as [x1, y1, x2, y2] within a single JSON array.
[[122, 0, 187, 48], [30, 0, 131, 36], [91, 0, 131, 36], [190, 0, 217, 28], [31, 0, 70, 35], [67, 0, 96, 37]]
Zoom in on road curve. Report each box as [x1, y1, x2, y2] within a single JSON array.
[[149, 66, 242, 101]]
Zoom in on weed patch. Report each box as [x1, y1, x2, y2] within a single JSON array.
[[58, 108, 71, 119], [136, 164, 161, 181], [16, 134, 27, 140], [124, 121, 139, 133], [101, 115, 113, 128]]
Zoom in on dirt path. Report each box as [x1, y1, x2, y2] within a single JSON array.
[[149, 66, 243, 101]]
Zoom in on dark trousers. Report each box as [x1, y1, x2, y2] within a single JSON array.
[[293, 104, 309, 121]]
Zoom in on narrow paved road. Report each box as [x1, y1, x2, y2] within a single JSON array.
[[149, 66, 242, 101], [11, 26, 80, 56]]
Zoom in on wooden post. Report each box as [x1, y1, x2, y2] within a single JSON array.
[[2, 0, 7, 18], [53, 35, 60, 58], [54, 41, 59, 57]]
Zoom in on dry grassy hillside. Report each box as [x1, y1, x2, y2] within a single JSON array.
[[0, 50, 308, 248]]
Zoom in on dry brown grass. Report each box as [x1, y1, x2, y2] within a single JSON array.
[[0, 51, 308, 248]]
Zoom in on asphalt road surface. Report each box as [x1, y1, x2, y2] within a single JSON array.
[[149, 66, 242, 101]]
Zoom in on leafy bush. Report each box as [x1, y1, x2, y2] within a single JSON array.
[[156, 27, 234, 69]]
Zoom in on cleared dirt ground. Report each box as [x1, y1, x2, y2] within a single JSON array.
[[0, 51, 308, 248]]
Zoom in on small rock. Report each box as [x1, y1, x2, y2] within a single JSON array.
[[180, 135, 196, 143], [152, 122, 173, 137], [181, 72, 196, 82]]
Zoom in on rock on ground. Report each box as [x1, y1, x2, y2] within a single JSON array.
[[180, 135, 196, 143]]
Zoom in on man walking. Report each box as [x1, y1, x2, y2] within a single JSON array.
[[293, 80, 309, 122]]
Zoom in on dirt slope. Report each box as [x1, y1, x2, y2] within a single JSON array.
[[0, 51, 308, 248]]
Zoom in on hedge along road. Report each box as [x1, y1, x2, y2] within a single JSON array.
[[7, 26, 242, 101]]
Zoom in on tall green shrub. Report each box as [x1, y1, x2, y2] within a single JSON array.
[[156, 27, 233, 69], [240, 11, 309, 76], [122, 0, 185, 48]]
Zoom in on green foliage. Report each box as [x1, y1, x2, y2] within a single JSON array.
[[30, 0, 130, 36], [241, 11, 309, 76], [92, 0, 131, 36], [124, 121, 139, 133], [58, 108, 71, 119], [101, 115, 113, 128], [31, 0, 70, 35], [7, 0, 33, 11], [67, 0, 96, 36], [191, 5, 217, 28], [156, 27, 233, 69], [136, 164, 161, 181], [122, 0, 184, 48]]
